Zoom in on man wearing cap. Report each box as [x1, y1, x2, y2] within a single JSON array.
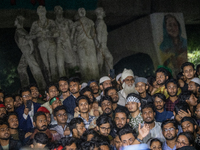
[[0, 103, 6, 120], [99, 76, 112, 96], [188, 77, 200, 100], [88, 80, 101, 101], [125, 93, 144, 132], [37, 107, 51, 127], [118, 68, 138, 106], [135, 77, 153, 105]]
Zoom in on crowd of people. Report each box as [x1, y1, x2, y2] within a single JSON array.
[[0, 62, 200, 150]]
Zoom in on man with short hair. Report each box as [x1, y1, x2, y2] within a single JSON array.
[[14, 94, 23, 108], [180, 62, 196, 92], [0, 103, 6, 121], [29, 83, 45, 104], [125, 93, 144, 131], [63, 77, 81, 116], [141, 103, 165, 143], [30, 132, 49, 149], [0, 121, 22, 150], [60, 137, 77, 150], [4, 95, 15, 113], [69, 118, 86, 138], [58, 77, 70, 100], [76, 95, 95, 129], [88, 80, 101, 101], [153, 93, 173, 122], [15, 87, 41, 132], [99, 76, 112, 96], [161, 120, 178, 150], [113, 134, 122, 150], [188, 77, 200, 99], [118, 68, 138, 106], [100, 96, 113, 118], [165, 79, 180, 111], [135, 77, 153, 105]]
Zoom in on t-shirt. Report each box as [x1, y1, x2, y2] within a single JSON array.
[[2, 144, 9, 150]]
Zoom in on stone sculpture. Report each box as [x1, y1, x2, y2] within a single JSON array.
[[72, 8, 99, 81], [14, 16, 46, 90], [30, 6, 58, 82], [54, 6, 77, 77], [95, 7, 113, 74]]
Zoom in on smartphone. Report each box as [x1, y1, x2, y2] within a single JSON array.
[[110, 69, 115, 79], [26, 100, 32, 111]]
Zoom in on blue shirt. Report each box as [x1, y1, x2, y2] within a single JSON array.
[[155, 109, 174, 122], [163, 141, 176, 150], [63, 95, 76, 116]]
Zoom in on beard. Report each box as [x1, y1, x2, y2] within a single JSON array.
[[122, 82, 138, 96], [165, 133, 176, 140], [37, 125, 47, 131], [168, 91, 178, 97], [145, 118, 154, 124]]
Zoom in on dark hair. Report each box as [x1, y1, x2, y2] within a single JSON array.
[[104, 87, 117, 97], [69, 118, 84, 132], [165, 78, 178, 88], [177, 132, 194, 146], [141, 103, 155, 113], [60, 137, 76, 147], [91, 134, 110, 144], [0, 120, 8, 127], [46, 82, 58, 94], [156, 67, 169, 77], [97, 140, 110, 149], [69, 77, 80, 85], [80, 86, 93, 96], [181, 117, 199, 132], [13, 94, 21, 102], [29, 83, 38, 89], [147, 76, 156, 86], [152, 93, 166, 102], [174, 102, 190, 114], [4, 94, 14, 103], [20, 87, 31, 96], [0, 89, 5, 97], [7, 112, 18, 122], [100, 96, 112, 106], [114, 107, 129, 119], [81, 129, 99, 141], [81, 141, 100, 150], [34, 132, 49, 145], [96, 114, 113, 128], [179, 91, 193, 103], [126, 93, 141, 102], [150, 138, 162, 147], [176, 72, 184, 80], [118, 127, 137, 140], [76, 95, 90, 107], [33, 111, 46, 123], [196, 64, 200, 72], [53, 105, 66, 117], [181, 62, 195, 71], [58, 76, 68, 83], [161, 119, 178, 130]]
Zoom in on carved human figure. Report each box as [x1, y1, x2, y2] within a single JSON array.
[[72, 8, 99, 81], [30, 6, 58, 82], [95, 7, 113, 74], [54, 6, 77, 77], [14, 16, 46, 90]]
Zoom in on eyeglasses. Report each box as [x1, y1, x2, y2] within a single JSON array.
[[22, 94, 31, 98], [163, 127, 175, 132], [176, 140, 189, 146]]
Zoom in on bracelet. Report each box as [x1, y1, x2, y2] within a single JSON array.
[[136, 137, 143, 143]]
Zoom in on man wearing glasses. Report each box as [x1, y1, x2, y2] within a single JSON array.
[[15, 87, 41, 132], [161, 120, 179, 150]]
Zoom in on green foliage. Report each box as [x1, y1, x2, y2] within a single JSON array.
[[188, 50, 200, 68]]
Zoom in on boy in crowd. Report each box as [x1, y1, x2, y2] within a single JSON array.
[[99, 76, 112, 96], [88, 80, 101, 101], [100, 96, 113, 118], [188, 77, 200, 100], [58, 77, 70, 100], [69, 118, 86, 139], [4, 95, 15, 113], [13, 94, 23, 108], [29, 83, 45, 104]]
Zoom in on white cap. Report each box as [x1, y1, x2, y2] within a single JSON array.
[[121, 68, 134, 82], [190, 77, 200, 85], [99, 76, 111, 84], [116, 73, 122, 81], [80, 82, 88, 90]]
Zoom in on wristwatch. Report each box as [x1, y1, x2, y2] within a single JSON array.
[[136, 137, 143, 143]]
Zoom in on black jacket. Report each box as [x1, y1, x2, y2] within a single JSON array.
[[0, 139, 22, 150]]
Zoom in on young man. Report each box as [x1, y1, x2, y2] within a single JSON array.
[[0, 121, 22, 150], [37, 106, 51, 128], [161, 120, 178, 150], [105, 87, 124, 110], [50, 105, 71, 139], [0, 103, 6, 120], [165, 79, 180, 111], [30, 132, 49, 149], [188, 77, 200, 99], [13, 94, 23, 108], [41, 82, 59, 113], [99, 76, 112, 96], [58, 76, 70, 100], [0, 89, 4, 103], [4, 95, 15, 113], [60, 137, 77, 150], [118, 68, 137, 106], [88, 80, 101, 101], [63, 77, 81, 116], [125, 93, 144, 131], [29, 83, 45, 104], [141, 103, 165, 143], [179, 91, 198, 115], [153, 93, 173, 122], [76, 95, 95, 129], [15, 87, 41, 132], [135, 77, 153, 105], [180, 62, 196, 92], [113, 134, 122, 150], [100, 96, 113, 118], [195, 102, 200, 126], [69, 118, 86, 139]]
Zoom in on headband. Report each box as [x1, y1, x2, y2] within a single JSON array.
[[126, 96, 140, 104], [49, 97, 59, 105]]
